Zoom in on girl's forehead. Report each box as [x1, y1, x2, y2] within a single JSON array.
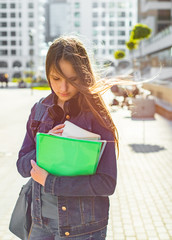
[[49, 61, 77, 78]]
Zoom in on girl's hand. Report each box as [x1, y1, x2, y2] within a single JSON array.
[[30, 160, 48, 186], [48, 123, 65, 136]]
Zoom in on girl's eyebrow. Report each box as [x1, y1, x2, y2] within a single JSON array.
[[68, 76, 77, 80]]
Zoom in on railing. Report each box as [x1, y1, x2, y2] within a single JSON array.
[[145, 25, 172, 46]]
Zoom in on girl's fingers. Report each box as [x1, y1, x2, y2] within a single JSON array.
[[53, 124, 65, 130]]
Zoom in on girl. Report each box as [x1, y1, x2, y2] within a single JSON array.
[[17, 36, 118, 240]]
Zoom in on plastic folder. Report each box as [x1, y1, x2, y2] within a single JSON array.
[[36, 133, 106, 176]]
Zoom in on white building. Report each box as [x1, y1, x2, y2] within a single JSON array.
[[45, 0, 138, 63], [136, 0, 172, 120], [0, 0, 46, 80], [135, 0, 172, 81]]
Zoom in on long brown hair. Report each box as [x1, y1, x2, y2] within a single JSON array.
[[46, 36, 119, 157]]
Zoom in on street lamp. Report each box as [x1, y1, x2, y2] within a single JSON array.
[[28, 29, 35, 95]]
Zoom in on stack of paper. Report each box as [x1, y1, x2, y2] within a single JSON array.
[[36, 122, 106, 176]]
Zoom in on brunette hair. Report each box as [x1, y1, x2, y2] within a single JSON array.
[[46, 36, 119, 156]]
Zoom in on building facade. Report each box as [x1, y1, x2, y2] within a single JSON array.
[[136, 0, 172, 81], [45, 0, 138, 63], [0, 0, 46, 80], [137, 0, 172, 119]]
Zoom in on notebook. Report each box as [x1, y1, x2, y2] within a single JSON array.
[[36, 122, 106, 176]]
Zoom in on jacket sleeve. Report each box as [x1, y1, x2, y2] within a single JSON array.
[[44, 117, 117, 197], [16, 104, 36, 178]]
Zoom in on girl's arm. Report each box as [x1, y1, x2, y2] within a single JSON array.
[[43, 134, 117, 197], [17, 104, 36, 177]]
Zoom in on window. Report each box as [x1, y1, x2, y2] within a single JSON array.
[[129, 21, 132, 27], [102, 2, 106, 8], [28, 3, 34, 8], [0, 61, 8, 67], [19, 12, 22, 18], [109, 2, 115, 8], [29, 49, 34, 56], [110, 40, 114, 45], [118, 30, 125, 36], [102, 30, 106, 36], [109, 12, 115, 18], [102, 40, 106, 45], [28, 12, 34, 18], [118, 21, 125, 27], [102, 49, 106, 54], [0, 31, 7, 36], [10, 3, 16, 8], [0, 3, 6, 8], [0, 13, 7, 18], [19, 22, 22, 27], [93, 39, 98, 45], [0, 50, 8, 55], [11, 50, 16, 55], [109, 49, 114, 54], [109, 30, 114, 36], [102, 21, 106, 26], [75, 2, 80, 9], [93, 12, 98, 18], [10, 13, 16, 18], [74, 21, 80, 27], [29, 22, 34, 27], [19, 40, 22, 46], [118, 40, 125, 45], [94, 49, 98, 55], [11, 40, 16, 46], [74, 12, 80, 18], [11, 31, 16, 36], [129, 12, 132, 17], [118, 3, 126, 8], [0, 40, 7, 46], [92, 2, 98, 8], [118, 12, 125, 17], [93, 30, 98, 36], [93, 21, 98, 27], [157, 23, 170, 32], [0, 22, 7, 27], [109, 21, 114, 27], [11, 22, 16, 27], [102, 12, 106, 17], [158, 10, 171, 21]]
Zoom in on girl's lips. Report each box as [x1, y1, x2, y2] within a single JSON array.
[[59, 93, 69, 97]]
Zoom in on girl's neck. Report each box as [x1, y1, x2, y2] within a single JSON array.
[[57, 99, 64, 110]]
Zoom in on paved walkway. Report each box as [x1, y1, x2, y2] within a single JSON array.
[[0, 88, 172, 240]]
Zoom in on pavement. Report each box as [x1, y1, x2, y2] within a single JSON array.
[[0, 87, 172, 240]]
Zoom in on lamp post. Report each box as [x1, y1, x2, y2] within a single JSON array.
[[29, 30, 34, 95]]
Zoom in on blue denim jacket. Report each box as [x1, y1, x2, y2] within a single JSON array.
[[17, 93, 117, 237]]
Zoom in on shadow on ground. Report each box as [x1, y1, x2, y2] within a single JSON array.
[[129, 144, 166, 153]]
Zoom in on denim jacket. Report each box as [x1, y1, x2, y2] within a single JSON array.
[[17, 93, 117, 237]]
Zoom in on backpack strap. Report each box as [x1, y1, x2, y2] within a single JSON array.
[[34, 98, 47, 121], [31, 98, 47, 138]]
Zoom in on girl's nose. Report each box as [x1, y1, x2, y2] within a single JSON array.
[[60, 79, 68, 92]]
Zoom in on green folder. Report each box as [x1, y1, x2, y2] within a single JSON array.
[[36, 133, 106, 176]]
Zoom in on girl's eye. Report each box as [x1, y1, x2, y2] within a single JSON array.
[[53, 77, 60, 81]]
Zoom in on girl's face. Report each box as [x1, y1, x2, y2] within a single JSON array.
[[49, 59, 79, 108]]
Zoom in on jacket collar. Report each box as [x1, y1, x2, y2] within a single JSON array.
[[41, 92, 81, 121]]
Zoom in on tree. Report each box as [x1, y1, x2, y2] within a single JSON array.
[[130, 23, 152, 40], [126, 40, 138, 51], [128, 23, 152, 74], [126, 40, 139, 68], [114, 50, 125, 60], [130, 23, 152, 57], [113, 50, 125, 73]]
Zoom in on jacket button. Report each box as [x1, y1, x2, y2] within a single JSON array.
[[66, 114, 70, 120], [62, 206, 67, 211], [65, 232, 70, 236]]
